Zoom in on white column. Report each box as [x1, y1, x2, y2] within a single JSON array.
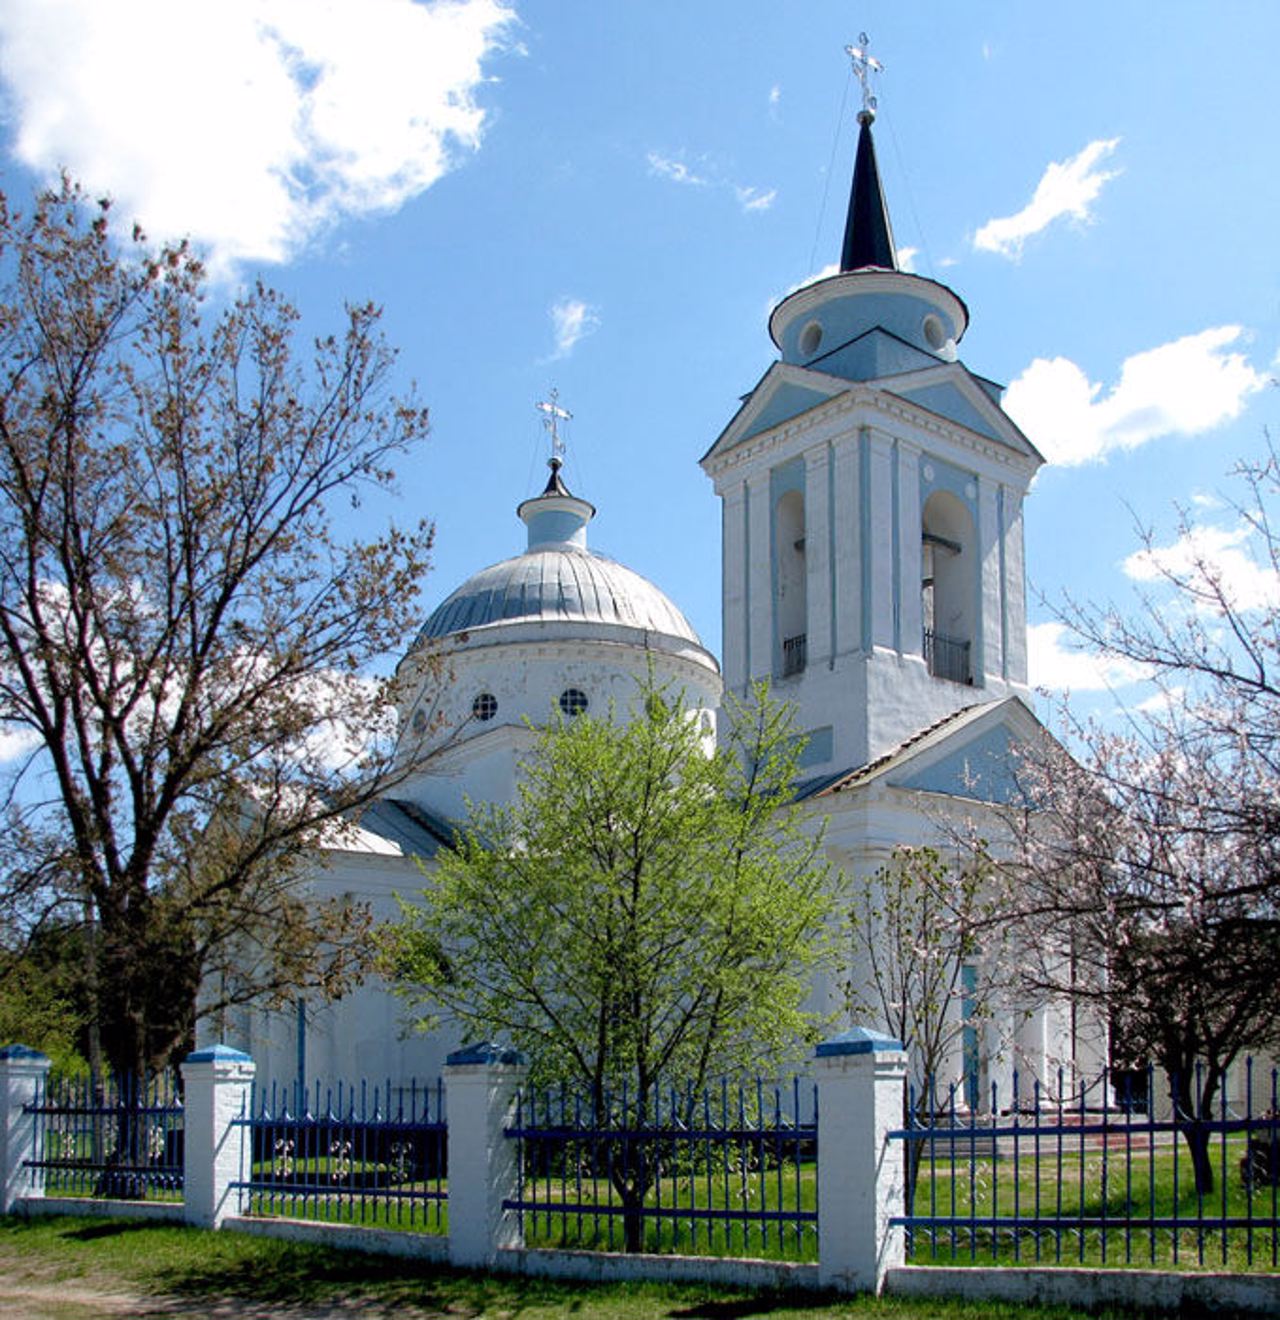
[[0, 1045, 51, 1213], [720, 481, 748, 691], [445, 1044, 527, 1269], [804, 447, 833, 666], [815, 1027, 908, 1294], [180, 1044, 256, 1229], [865, 431, 896, 652], [745, 474, 773, 685], [896, 441, 923, 657]]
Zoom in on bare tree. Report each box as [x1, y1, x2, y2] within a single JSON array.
[[0, 180, 434, 1095], [1001, 699, 1280, 1195], [847, 844, 1002, 1197]]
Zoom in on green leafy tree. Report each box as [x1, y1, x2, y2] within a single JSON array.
[[382, 680, 839, 1250], [0, 179, 434, 1099]]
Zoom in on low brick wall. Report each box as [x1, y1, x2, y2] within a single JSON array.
[[886, 1265, 1280, 1316], [19, 1195, 184, 1224], [498, 1246, 819, 1292], [224, 1215, 450, 1263]]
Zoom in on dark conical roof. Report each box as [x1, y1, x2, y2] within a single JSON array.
[[840, 110, 897, 272]]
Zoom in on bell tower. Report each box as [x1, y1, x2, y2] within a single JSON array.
[[701, 43, 1043, 776]]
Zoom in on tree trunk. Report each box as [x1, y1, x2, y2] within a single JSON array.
[[1170, 1069, 1217, 1197]]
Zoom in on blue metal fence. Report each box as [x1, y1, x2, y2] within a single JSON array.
[[23, 1071, 183, 1200], [231, 1076, 447, 1232], [504, 1077, 818, 1259], [891, 1062, 1280, 1270]]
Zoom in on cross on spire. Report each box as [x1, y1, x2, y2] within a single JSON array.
[[845, 33, 884, 121], [535, 390, 572, 469]]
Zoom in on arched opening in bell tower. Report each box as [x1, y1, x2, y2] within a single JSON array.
[[921, 490, 976, 685], [774, 488, 807, 677]]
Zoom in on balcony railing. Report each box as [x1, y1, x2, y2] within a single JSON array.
[[923, 628, 971, 684], [781, 633, 807, 678]]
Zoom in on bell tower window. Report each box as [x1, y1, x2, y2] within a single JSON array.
[[774, 488, 807, 677], [921, 490, 976, 685]]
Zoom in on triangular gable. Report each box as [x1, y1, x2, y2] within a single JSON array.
[[814, 696, 1044, 807], [702, 362, 848, 464], [807, 325, 941, 386], [879, 361, 1043, 463]]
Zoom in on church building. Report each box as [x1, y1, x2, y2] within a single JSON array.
[[219, 67, 1105, 1101]]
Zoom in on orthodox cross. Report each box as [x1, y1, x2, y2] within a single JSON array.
[[845, 33, 884, 117], [535, 390, 572, 466]]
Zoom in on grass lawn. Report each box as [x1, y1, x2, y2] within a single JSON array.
[[0, 1214, 1160, 1319], [906, 1131, 1280, 1271]]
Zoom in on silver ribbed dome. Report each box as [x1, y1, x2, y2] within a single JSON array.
[[417, 546, 703, 646]]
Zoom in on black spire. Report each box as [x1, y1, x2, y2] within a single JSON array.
[[839, 109, 897, 273]]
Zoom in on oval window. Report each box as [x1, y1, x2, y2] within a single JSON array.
[[472, 692, 498, 721], [559, 688, 589, 718], [799, 321, 823, 356], [923, 314, 947, 351]]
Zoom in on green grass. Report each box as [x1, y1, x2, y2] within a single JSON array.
[[0, 1214, 1165, 1318], [907, 1132, 1280, 1271]]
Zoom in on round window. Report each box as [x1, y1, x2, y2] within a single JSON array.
[[799, 321, 823, 356], [472, 692, 498, 721], [411, 708, 428, 734], [559, 688, 589, 718]]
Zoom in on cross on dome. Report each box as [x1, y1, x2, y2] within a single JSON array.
[[535, 389, 572, 473]]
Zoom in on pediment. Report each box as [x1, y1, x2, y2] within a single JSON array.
[[701, 363, 850, 465], [880, 362, 1043, 463], [816, 696, 1046, 807]]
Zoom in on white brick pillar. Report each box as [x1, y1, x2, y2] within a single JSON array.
[[180, 1045, 255, 1229], [0, 1045, 51, 1213], [815, 1027, 908, 1293], [445, 1043, 527, 1268]]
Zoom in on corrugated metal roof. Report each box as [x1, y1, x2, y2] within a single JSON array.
[[415, 546, 702, 646]]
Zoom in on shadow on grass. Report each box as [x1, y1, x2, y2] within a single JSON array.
[[669, 1292, 845, 1318], [65, 1220, 169, 1242]]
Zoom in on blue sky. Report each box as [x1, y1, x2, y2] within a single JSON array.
[[1, 0, 1277, 726]]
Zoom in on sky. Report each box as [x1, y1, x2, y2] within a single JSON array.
[[1, 0, 1277, 730]]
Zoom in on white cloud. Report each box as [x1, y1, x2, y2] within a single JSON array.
[[735, 185, 777, 213], [1004, 327, 1267, 467], [768, 85, 782, 110], [647, 152, 709, 188], [548, 297, 600, 360], [0, 723, 41, 764], [1124, 523, 1280, 614], [973, 138, 1121, 259], [897, 246, 918, 273], [1028, 621, 1142, 693], [0, 0, 515, 277], [649, 150, 773, 215]]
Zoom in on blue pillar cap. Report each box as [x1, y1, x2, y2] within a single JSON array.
[[184, 1044, 253, 1065], [815, 1026, 905, 1057], [0, 1044, 51, 1063], [446, 1042, 525, 1067]]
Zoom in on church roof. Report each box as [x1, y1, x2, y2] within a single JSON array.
[[841, 110, 897, 272], [416, 545, 703, 646]]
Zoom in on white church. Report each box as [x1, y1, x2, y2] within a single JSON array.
[[218, 88, 1105, 1102]]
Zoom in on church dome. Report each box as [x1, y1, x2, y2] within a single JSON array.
[[417, 545, 703, 646]]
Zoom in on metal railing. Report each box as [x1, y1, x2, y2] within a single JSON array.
[[891, 1062, 1280, 1271], [232, 1076, 447, 1233], [923, 628, 971, 684], [504, 1077, 818, 1260], [23, 1071, 183, 1200], [781, 634, 807, 677]]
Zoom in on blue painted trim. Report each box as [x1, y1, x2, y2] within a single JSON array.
[[742, 481, 751, 681], [998, 484, 1008, 681], [816, 1026, 905, 1057], [973, 478, 985, 685], [827, 442, 837, 665], [0, 1044, 50, 1063], [446, 1042, 525, 1067], [185, 1044, 252, 1064], [858, 429, 871, 653], [891, 439, 901, 654]]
